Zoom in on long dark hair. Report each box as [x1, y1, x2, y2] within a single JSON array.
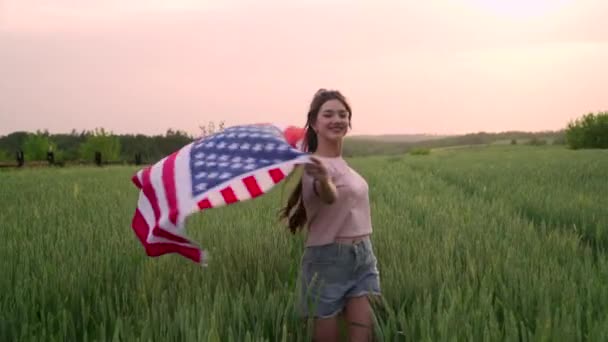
[[278, 89, 352, 234]]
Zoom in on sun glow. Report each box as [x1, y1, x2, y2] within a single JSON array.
[[466, 0, 573, 18]]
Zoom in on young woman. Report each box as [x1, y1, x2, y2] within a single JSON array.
[[280, 89, 381, 341]]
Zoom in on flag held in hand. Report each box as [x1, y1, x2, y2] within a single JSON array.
[[130, 123, 309, 265]]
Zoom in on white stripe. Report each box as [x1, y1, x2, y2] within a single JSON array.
[[149, 158, 171, 229], [174, 143, 196, 225], [255, 169, 275, 193], [147, 156, 195, 244], [230, 178, 251, 201], [136, 188, 156, 232], [279, 164, 295, 177], [136, 180, 197, 247], [206, 189, 227, 207], [140, 164, 162, 229]]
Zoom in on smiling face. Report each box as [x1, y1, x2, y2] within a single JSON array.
[[312, 99, 351, 143]]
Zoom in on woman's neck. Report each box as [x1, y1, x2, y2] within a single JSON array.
[[314, 139, 343, 158]]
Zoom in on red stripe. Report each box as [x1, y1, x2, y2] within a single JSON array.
[[268, 168, 285, 183], [140, 165, 193, 245], [242, 175, 263, 198], [141, 167, 161, 221], [197, 198, 213, 210], [162, 152, 179, 225], [144, 242, 202, 263], [220, 186, 238, 204], [132, 173, 142, 189], [152, 226, 190, 244], [131, 208, 150, 245], [132, 209, 201, 264]]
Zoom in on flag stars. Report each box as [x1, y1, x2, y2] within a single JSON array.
[[190, 123, 306, 198]]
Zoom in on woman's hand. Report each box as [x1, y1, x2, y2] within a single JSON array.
[[305, 156, 337, 204], [304, 156, 329, 182]]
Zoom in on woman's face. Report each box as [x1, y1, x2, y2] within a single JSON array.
[[312, 99, 350, 143]]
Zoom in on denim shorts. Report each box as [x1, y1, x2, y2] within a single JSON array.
[[298, 237, 381, 319]]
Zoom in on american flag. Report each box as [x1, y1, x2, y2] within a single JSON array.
[[130, 123, 310, 265]]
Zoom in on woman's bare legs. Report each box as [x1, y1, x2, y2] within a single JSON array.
[[313, 316, 340, 342], [344, 296, 374, 342]]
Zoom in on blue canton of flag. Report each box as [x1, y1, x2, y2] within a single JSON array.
[[190, 124, 305, 198]]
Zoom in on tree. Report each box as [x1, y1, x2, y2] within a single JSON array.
[[79, 128, 121, 163], [199, 120, 226, 138], [160, 128, 194, 156], [22, 133, 57, 161], [565, 111, 608, 149], [0, 149, 10, 162], [0, 132, 29, 154]]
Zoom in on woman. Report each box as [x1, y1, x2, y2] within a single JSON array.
[[280, 89, 381, 341]]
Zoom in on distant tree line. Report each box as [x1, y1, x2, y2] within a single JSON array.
[[2, 111, 604, 166], [565, 111, 608, 149], [342, 130, 566, 157], [0, 122, 224, 165]]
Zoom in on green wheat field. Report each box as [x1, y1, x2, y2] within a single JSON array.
[[1, 145, 607, 341]]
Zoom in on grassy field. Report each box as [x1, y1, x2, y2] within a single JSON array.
[[1, 145, 607, 341]]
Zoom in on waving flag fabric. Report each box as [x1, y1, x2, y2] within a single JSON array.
[[130, 123, 309, 265]]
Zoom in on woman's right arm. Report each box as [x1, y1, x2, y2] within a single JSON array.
[[313, 177, 337, 204], [304, 156, 338, 205]]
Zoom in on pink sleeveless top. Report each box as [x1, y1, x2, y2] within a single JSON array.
[[301, 156, 373, 246]]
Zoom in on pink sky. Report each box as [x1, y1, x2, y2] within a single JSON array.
[[1, 0, 606, 136]]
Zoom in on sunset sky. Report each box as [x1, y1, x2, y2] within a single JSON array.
[[1, 0, 606, 136]]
